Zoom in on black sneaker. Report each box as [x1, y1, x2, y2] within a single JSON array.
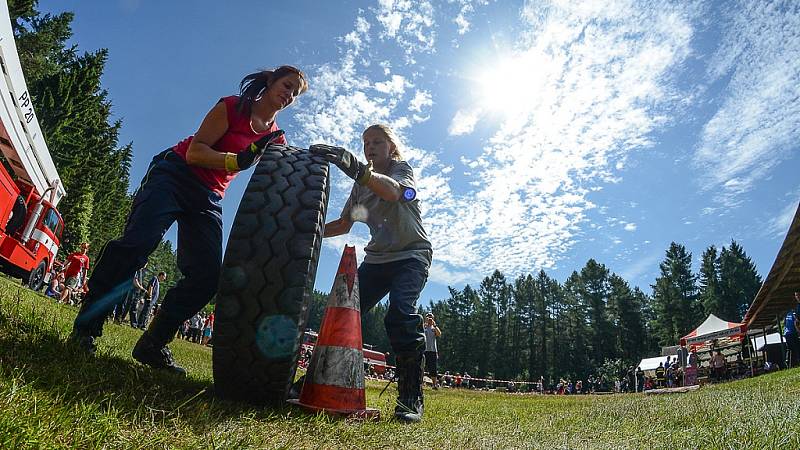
[[132, 332, 187, 376], [68, 329, 97, 355]]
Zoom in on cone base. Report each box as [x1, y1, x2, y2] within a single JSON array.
[[287, 399, 380, 421]]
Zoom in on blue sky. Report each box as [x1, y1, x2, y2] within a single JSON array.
[[39, 0, 800, 306]]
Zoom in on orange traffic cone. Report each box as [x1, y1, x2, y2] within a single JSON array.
[[288, 245, 379, 419]]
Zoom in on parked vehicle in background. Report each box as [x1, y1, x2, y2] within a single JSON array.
[[299, 330, 389, 376], [0, 1, 67, 291]]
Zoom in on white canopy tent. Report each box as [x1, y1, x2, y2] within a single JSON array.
[[637, 356, 667, 373], [750, 333, 783, 352], [680, 314, 746, 351]]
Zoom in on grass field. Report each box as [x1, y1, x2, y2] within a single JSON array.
[[1, 276, 799, 449]]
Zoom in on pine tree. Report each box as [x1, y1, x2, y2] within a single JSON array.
[[698, 245, 722, 317], [546, 277, 565, 380], [608, 274, 646, 364], [579, 259, 614, 366], [479, 270, 512, 379], [441, 286, 476, 373], [509, 274, 531, 380], [561, 272, 590, 379], [718, 240, 762, 321], [474, 273, 500, 377], [12, 4, 134, 260], [651, 243, 700, 346], [533, 270, 552, 378]]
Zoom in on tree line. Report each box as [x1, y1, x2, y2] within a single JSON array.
[[307, 241, 761, 382], [428, 241, 760, 382]]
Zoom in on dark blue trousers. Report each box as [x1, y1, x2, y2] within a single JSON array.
[[358, 258, 429, 355], [74, 150, 223, 337]]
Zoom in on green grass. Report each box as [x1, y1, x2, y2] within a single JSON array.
[[1, 276, 799, 449]]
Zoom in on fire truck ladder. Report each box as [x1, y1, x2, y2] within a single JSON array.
[[0, 1, 65, 206]]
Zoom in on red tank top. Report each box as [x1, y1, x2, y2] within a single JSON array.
[[172, 96, 287, 196]]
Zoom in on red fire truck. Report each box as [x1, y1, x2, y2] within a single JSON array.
[[0, 2, 67, 291], [300, 330, 390, 376]]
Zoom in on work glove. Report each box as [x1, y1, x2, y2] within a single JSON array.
[[309, 144, 372, 185], [225, 129, 285, 172]]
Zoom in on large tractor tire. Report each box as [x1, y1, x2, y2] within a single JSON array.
[[212, 145, 330, 405]]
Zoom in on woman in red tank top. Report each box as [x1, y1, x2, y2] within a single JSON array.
[[71, 66, 308, 377]]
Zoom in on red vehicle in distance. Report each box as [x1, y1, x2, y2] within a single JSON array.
[[300, 330, 389, 376]]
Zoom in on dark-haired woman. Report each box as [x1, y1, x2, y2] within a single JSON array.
[[70, 66, 308, 375]]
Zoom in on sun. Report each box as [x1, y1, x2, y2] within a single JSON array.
[[472, 50, 553, 116]]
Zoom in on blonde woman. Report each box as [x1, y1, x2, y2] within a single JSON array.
[[311, 124, 432, 422]]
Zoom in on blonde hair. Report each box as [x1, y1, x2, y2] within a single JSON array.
[[363, 124, 404, 161]]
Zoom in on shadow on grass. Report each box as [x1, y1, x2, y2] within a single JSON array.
[[0, 300, 305, 432]]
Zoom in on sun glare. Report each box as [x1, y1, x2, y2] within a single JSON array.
[[473, 51, 552, 116]]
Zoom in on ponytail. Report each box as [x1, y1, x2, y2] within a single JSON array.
[[236, 65, 308, 114]]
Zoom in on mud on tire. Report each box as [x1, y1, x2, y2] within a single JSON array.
[[212, 145, 329, 405]]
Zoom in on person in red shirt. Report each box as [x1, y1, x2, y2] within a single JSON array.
[[70, 66, 308, 376], [59, 242, 90, 305]]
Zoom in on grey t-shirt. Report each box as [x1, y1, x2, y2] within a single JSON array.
[[424, 325, 438, 353], [341, 160, 432, 266]]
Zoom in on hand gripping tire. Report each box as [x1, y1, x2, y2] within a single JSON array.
[[212, 145, 330, 405]]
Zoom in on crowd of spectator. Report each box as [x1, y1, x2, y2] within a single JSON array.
[[43, 242, 90, 305], [39, 252, 215, 346], [178, 311, 214, 345]]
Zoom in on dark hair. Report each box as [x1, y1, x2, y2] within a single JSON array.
[[237, 65, 308, 114], [158, 271, 166, 277]]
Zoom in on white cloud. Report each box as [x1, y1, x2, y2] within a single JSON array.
[[624, 223, 637, 232], [620, 251, 663, 283], [374, 74, 408, 95], [448, 108, 481, 135], [444, 0, 697, 276], [374, 0, 437, 59], [294, 0, 702, 284], [342, 15, 371, 54], [768, 199, 799, 237], [694, 2, 800, 206], [449, 0, 490, 35], [409, 90, 433, 113]]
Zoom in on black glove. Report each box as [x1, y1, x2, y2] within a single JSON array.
[[226, 129, 285, 171], [309, 144, 372, 185]]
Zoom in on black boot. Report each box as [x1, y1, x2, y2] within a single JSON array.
[[69, 301, 100, 355], [132, 313, 186, 376], [68, 327, 97, 355], [394, 352, 424, 423]]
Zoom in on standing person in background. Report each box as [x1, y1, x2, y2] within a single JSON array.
[[711, 351, 727, 382], [313, 123, 432, 423], [68, 66, 308, 376], [59, 242, 90, 305], [423, 313, 442, 389], [202, 311, 215, 346], [784, 293, 800, 368], [655, 363, 665, 388], [114, 263, 148, 326], [188, 313, 202, 344], [138, 272, 166, 329]]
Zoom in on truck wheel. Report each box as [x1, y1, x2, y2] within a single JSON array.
[[27, 260, 47, 292], [212, 145, 330, 405]]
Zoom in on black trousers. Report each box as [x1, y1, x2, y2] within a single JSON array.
[[74, 150, 222, 337], [358, 258, 429, 355]]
